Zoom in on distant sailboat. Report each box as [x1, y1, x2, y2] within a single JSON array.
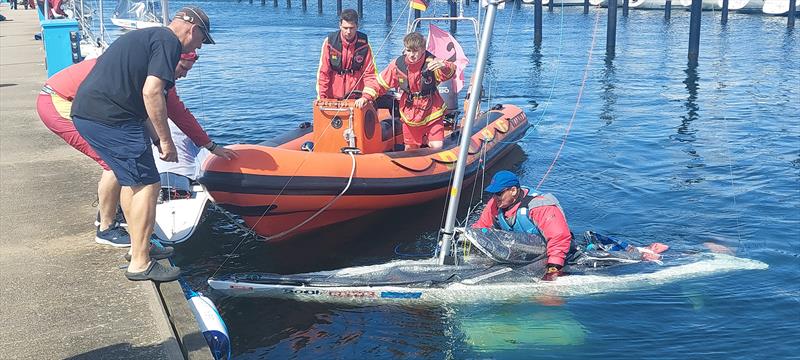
[[110, 0, 162, 30]]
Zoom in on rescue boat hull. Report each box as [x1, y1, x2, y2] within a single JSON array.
[[199, 104, 529, 241]]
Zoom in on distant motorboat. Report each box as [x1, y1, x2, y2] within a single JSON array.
[[522, 0, 588, 6], [678, 0, 764, 11], [629, 0, 688, 9], [590, 0, 687, 7], [762, 0, 800, 14], [110, 0, 162, 30]]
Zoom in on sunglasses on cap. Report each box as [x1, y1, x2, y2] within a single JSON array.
[[176, 7, 214, 44]]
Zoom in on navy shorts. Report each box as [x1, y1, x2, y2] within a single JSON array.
[[73, 116, 160, 187]]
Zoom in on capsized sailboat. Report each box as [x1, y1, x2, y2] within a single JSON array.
[[207, 0, 767, 304], [208, 228, 766, 303]]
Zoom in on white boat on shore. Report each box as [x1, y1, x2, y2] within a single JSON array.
[[762, 0, 799, 14]]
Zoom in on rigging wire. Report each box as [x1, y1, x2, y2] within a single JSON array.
[[455, 0, 569, 228], [535, 8, 602, 191], [708, 6, 745, 253]]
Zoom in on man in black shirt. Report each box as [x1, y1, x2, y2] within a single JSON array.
[[71, 6, 215, 282]]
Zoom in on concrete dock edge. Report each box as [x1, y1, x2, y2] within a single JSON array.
[[0, 5, 211, 359]]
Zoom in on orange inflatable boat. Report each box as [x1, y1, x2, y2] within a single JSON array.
[[199, 99, 529, 241]]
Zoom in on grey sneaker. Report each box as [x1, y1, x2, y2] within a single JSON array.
[[125, 261, 180, 282], [124, 245, 174, 262], [95, 224, 131, 248], [94, 208, 127, 228]]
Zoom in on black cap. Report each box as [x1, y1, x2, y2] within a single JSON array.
[[174, 6, 215, 45]]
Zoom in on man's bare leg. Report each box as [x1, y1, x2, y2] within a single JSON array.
[[123, 182, 160, 273], [97, 170, 121, 231]]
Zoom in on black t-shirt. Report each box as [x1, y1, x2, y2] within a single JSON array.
[[71, 27, 182, 124]]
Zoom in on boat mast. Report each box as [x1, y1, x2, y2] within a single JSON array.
[[438, 0, 503, 265], [160, 0, 169, 26], [98, 0, 105, 42]]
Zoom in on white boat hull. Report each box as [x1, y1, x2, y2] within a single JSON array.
[[678, 0, 763, 10], [154, 184, 209, 244], [538, 0, 589, 6], [762, 0, 800, 14], [208, 253, 767, 304], [629, 0, 689, 9], [110, 17, 162, 31]]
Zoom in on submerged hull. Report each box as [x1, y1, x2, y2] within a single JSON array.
[[199, 104, 529, 240], [208, 253, 767, 304]]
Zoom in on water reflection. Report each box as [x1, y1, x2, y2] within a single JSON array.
[[599, 61, 617, 126], [528, 45, 543, 112], [224, 302, 451, 358], [676, 63, 699, 142]]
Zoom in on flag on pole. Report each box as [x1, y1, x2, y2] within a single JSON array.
[[411, 0, 429, 11], [426, 24, 469, 93]]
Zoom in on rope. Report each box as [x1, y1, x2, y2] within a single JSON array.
[[709, 6, 745, 252], [208, 151, 357, 277], [535, 9, 601, 191], [261, 151, 358, 241]]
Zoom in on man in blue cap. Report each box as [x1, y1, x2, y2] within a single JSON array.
[[472, 171, 572, 281]]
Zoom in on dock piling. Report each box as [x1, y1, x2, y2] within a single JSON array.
[[318, 0, 322, 14], [665, 0, 672, 20], [789, 0, 796, 28], [287, 0, 291, 9], [607, 0, 617, 59], [535, 0, 543, 45], [337, 0, 342, 15], [386, 0, 392, 23], [358, 0, 363, 18], [721, 0, 729, 24], [450, 0, 458, 33], [584, 0, 589, 14], [302, 0, 307, 11], [623, 0, 629, 17], [688, 0, 702, 64], [548, 0, 554, 12]]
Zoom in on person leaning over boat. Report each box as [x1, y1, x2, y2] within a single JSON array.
[[361, 32, 456, 150], [38, 51, 236, 244], [316, 8, 379, 108], [153, 51, 238, 202], [68, 6, 215, 282], [472, 171, 572, 281]]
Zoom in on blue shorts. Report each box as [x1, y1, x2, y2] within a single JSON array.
[[73, 116, 160, 187]]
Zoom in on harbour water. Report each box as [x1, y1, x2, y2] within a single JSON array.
[[99, 1, 798, 358]]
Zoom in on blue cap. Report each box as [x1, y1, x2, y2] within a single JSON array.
[[485, 171, 520, 194]]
